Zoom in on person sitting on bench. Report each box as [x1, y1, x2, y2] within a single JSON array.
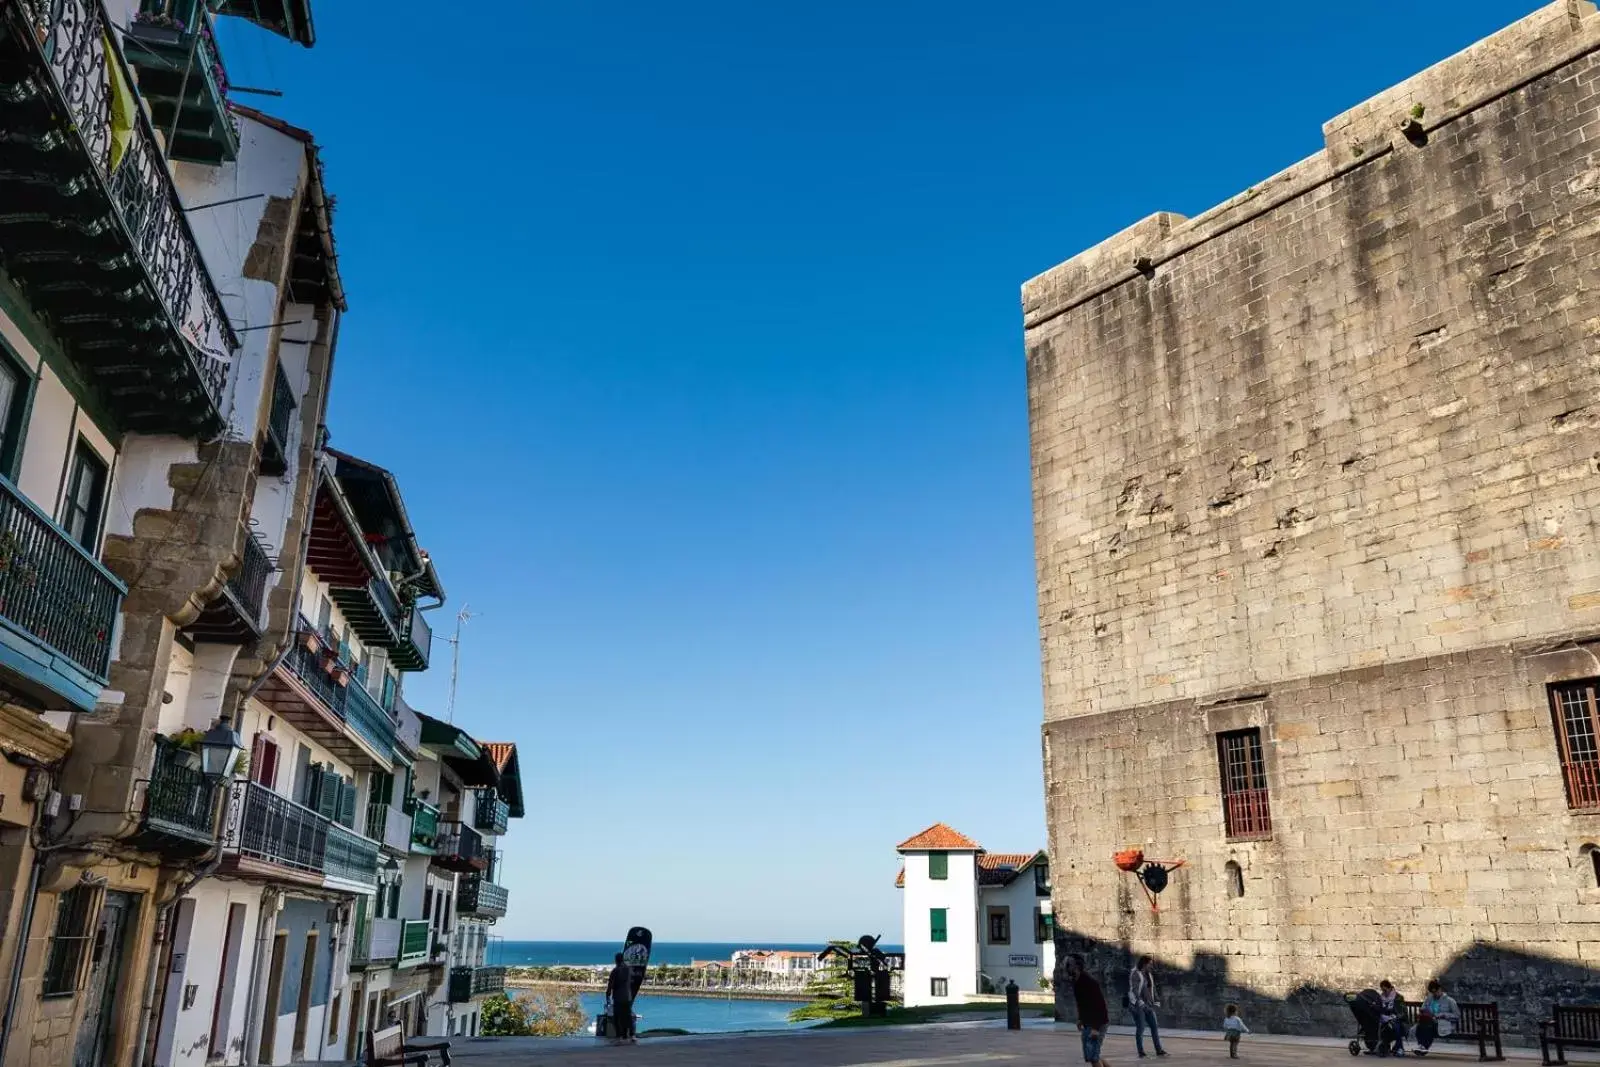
[[1415, 979, 1461, 1055]]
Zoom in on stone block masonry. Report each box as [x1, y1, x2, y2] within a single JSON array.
[[1024, 0, 1600, 1041]]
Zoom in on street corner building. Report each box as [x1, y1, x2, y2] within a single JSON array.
[[0, 0, 527, 1065], [1024, 0, 1600, 1041]]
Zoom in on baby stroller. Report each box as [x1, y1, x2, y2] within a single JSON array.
[[1347, 989, 1406, 1056]]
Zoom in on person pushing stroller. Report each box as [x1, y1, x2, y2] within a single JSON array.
[[1347, 981, 1409, 1057]]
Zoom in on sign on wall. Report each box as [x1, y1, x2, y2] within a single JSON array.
[[1007, 954, 1039, 967]]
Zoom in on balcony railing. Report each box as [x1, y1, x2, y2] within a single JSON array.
[[398, 919, 430, 966], [392, 602, 431, 672], [457, 873, 508, 919], [344, 681, 399, 766], [448, 966, 507, 1003], [226, 533, 272, 631], [261, 363, 296, 475], [473, 790, 509, 835], [433, 821, 487, 873], [125, 0, 239, 164], [0, 475, 125, 706], [408, 797, 439, 853], [277, 625, 398, 765], [223, 779, 327, 875], [324, 823, 378, 887], [7, 0, 238, 434], [366, 801, 412, 855], [138, 736, 222, 853]]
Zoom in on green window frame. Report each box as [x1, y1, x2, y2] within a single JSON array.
[[930, 907, 948, 943], [0, 343, 32, 481], [928, 851, 948, 880], [60, 439, 108, 551]]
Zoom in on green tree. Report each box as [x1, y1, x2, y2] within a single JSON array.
[[520, 983, 588, 1036], [788, 943, 863, 1023], [480, 993, 532, 1036]]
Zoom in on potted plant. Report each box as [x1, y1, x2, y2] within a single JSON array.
[[165, 727, 204, 771], [129, 11, 187, 46], [331, 664, 351, 687], [301, 631, 322, 654]]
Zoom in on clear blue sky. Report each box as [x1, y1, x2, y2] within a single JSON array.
[[218, 0, 1528, 943]]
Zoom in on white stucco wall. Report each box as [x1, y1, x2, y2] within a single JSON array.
[[239, 693, 356, 796], [978, 870, 1054, 994], [901, 850, 978, 1008], [158, 880, 264, 1067]]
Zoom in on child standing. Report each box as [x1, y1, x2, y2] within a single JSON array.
[[1223, 1004, 1250, 1058]]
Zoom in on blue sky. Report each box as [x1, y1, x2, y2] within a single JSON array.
[[218, 0, 1528, 942]]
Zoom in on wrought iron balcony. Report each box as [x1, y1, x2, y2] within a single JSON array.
[[432, 820, 487, 874], [407, 797, 439, 853], [256, 624, 397, 770], [0, 0, 239, 436], [448, 966, 506, 1003], [261, 363, 296, 476], [324, 822, 378, 888], [222, 779, 328, 882], [134, 736, 223, 856], [473, 789, 509, 835], [211, 0, 314, 46], [0, 475, 125, 712], [365, 800, 412, 855], [391, 602, 431, 672], [124, 0, 239, 165], [457, 873, 508, 919], [398, 919, 430, 967], [186, 531, 273, 644]]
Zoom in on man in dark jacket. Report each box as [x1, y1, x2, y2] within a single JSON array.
[[1066, 953, 1110, 1066], [606, 952, 636, 1044]]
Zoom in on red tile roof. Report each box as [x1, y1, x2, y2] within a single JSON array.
[[978, 853, 1036, 870], [484, 742, 516, 772], [896, 823, 983, 852]]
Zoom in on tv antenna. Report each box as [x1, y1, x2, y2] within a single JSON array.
[[444, 605, 476, 724]]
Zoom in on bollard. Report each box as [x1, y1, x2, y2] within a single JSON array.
[[1006, 979, 1021, 1030]]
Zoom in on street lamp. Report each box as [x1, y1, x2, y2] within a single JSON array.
[[198, 721, 244, 781]]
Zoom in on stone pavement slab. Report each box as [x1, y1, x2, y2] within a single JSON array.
[[441, 1021, 1531, 1066]]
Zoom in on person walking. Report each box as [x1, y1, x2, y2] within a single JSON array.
[[606, 952, 636, 1045], [1128, 955, 1168, 1058], [1067, 954, 1111, 1067], [1222, 1004, 1250, 1058]]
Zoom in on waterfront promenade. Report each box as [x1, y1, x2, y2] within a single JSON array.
[[440, 1020, 1510, 1066]]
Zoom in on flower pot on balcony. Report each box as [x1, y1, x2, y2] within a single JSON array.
[[301, 632, 322, 654], [173, 748, 201, 772], [130, 21, 185, 47], [332, 668, 350, 687]]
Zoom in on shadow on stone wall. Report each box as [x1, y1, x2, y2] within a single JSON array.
[[1052, 932, 1600, 1046]]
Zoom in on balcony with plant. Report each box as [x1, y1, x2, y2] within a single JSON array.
[[254, 620, 397, 770], [126, 0, 240, 164]]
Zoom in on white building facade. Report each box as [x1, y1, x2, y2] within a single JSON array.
[[896, 824, 1053, 1008]]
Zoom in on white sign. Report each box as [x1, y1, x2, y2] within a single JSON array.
[[1008, 954, 1039, 967]]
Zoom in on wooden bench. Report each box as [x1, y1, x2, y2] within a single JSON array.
[[364, 1025, 452, 1067], [1398, 999, 1504, 1061], [1542, 1004, 1600, 1066]]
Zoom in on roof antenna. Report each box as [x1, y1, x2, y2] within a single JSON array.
[[444, 605, 475, 724]]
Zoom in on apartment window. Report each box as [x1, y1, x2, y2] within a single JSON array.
[[1033, 908, 1053, 944], [929, 908, 947, 943], [60, 440, 107, 550], [250, 735, 280, 789], [930, 977, 949, 998], [42, 886, 95, 995], [316, 595, 333, 638], [0, 348, 29, 477], [1034, 862, 1051, 897], [1217, 728, 1272, 839], [987, 906, 1010, 945], [1552, 680, 1600, 809], [928, 851, 948, 880]]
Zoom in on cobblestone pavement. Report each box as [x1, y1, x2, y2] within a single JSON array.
[[443, 1022, 1463, 1066]]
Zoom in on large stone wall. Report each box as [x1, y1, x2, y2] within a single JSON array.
[[1025, 0, 1600, 1041]]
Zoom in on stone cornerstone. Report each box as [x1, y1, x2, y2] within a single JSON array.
[[1025, 0, 1600, 1041]]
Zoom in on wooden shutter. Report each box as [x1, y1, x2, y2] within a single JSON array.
[[318, 768, 342, 819], [928, 852, 948, 880], [930, 908, 947, 943], [338, 778, 357, 827]]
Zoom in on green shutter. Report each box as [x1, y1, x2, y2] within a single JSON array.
[[317, 767, 341, 819], [930, 908, 948, 943], [338, 778, 357, 827], [928, 852, 948, 880]]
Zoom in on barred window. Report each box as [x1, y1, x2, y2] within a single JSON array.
[[1552, 680, 1600, 809], [42, 887, 95, 996], [1217, 728, 1272, 840]]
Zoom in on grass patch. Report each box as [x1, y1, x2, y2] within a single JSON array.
[[812, 1003, 1017, 1030]]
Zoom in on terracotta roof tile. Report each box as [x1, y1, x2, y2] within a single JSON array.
[[978, 853, 1035, 870], [896, 822, 983, 852]]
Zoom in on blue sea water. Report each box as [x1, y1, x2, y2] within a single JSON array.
[[488, 940, 903, 967], [573, 992, 809, 1034]]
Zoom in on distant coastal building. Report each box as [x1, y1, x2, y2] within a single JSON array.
[[896, 824, 1053, 1008], [730, 949, 818, 978]]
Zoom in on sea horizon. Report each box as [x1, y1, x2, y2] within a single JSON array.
[[489, 939, 905, 967]]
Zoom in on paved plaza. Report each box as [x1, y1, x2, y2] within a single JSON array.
[[441, 1020, 1553, 1066]]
